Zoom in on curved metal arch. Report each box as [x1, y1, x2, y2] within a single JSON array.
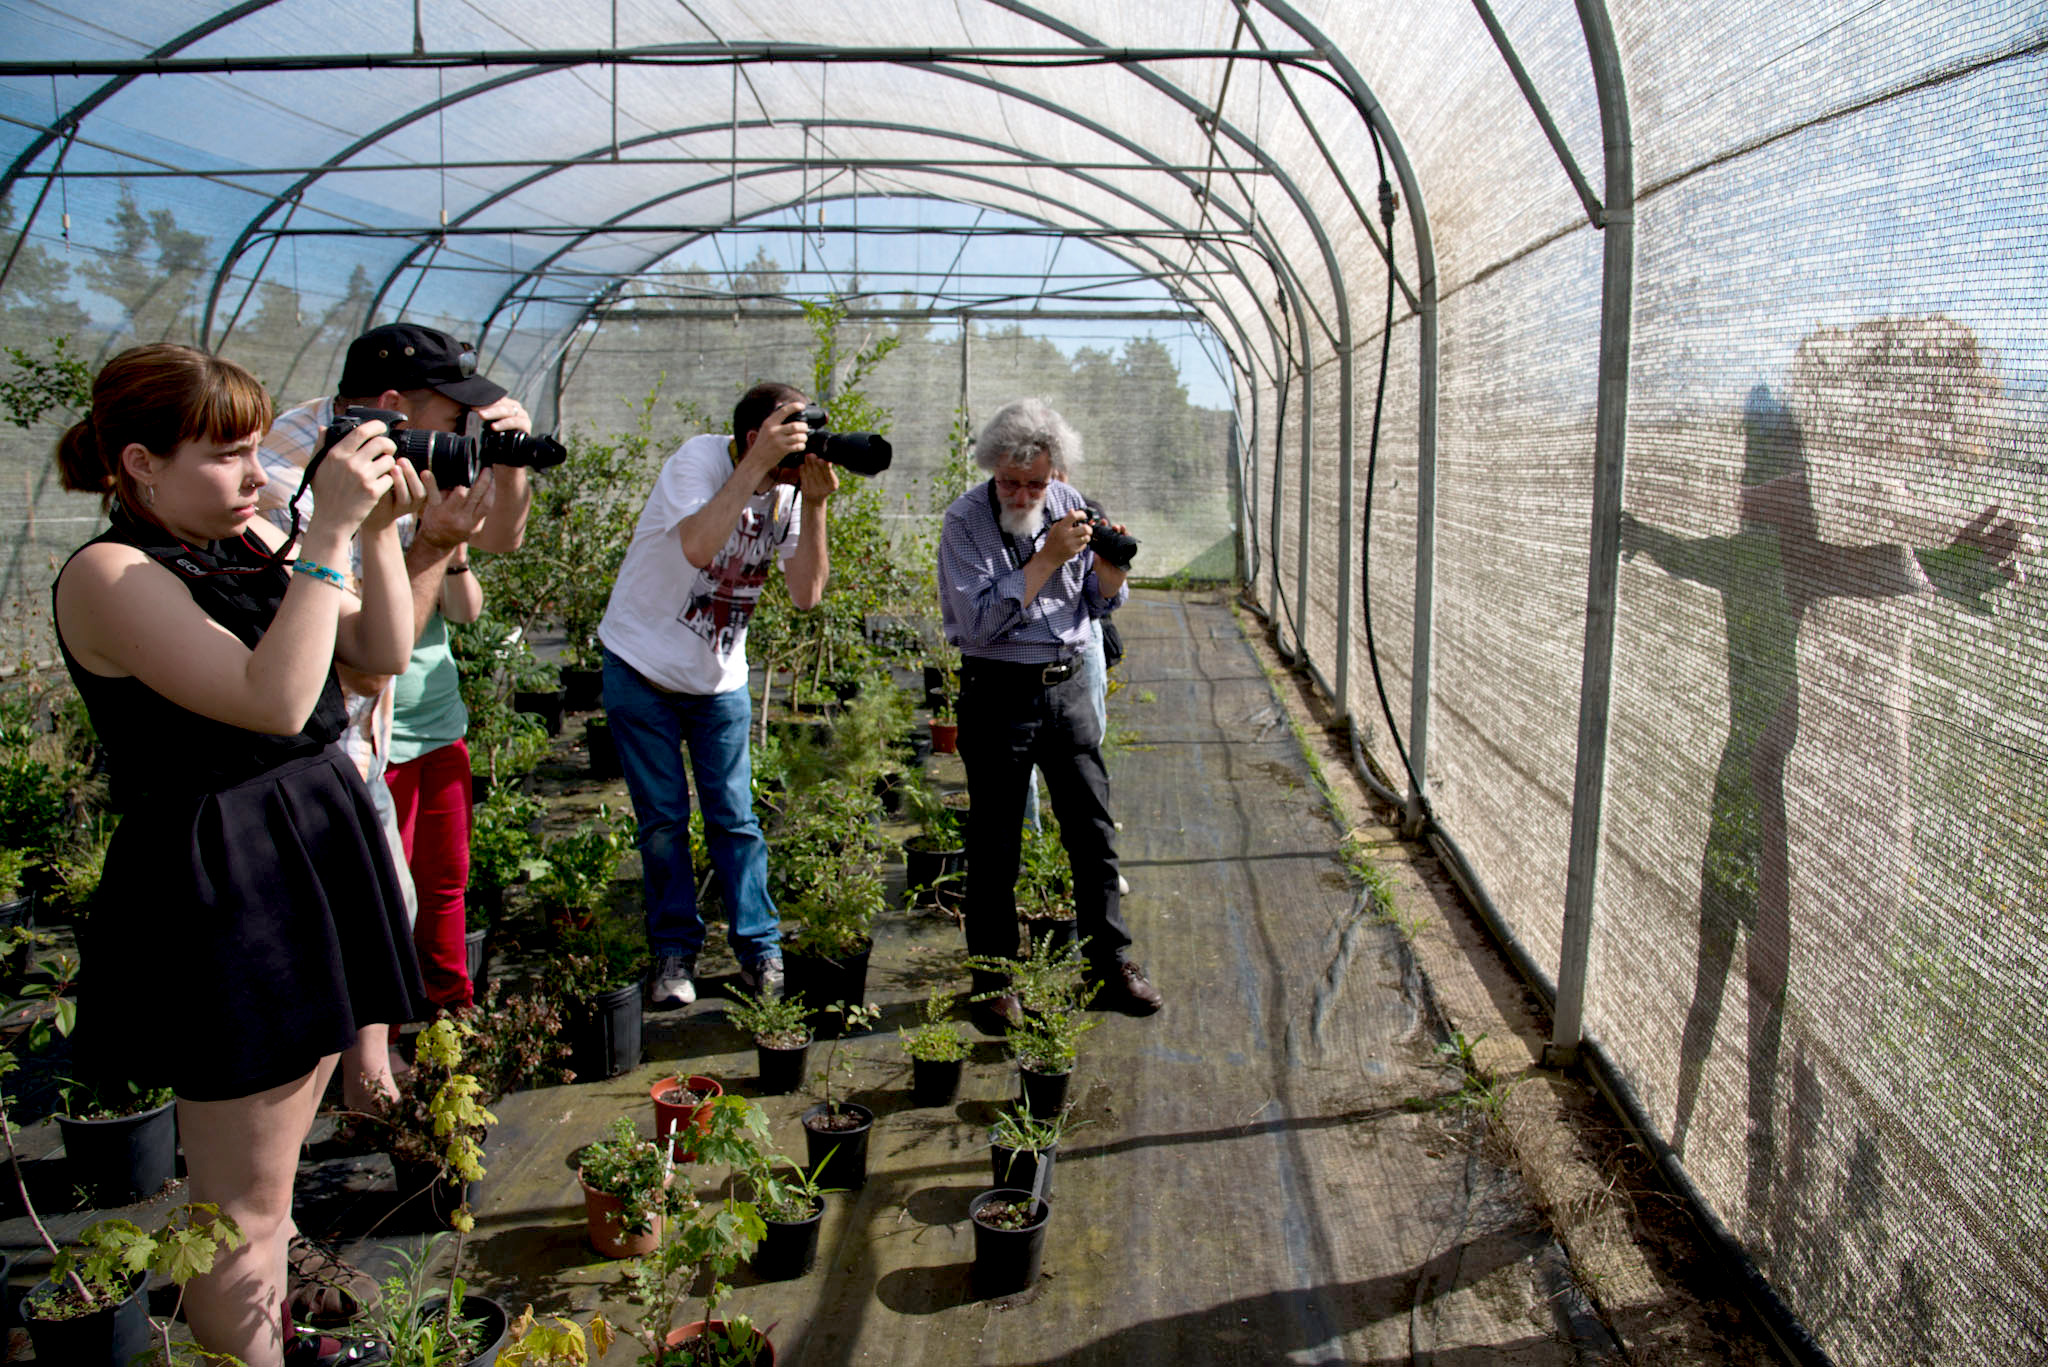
[[203, 31, 1344, 359], [457, 128, 1285, 391], [198, 60, 574, 345], [478, 172, 1271, 413], [369, 114, 1276, 365], [0, 0, 288, 198]]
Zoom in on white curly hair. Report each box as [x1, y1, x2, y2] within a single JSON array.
[[974, 397, 1082, 477]]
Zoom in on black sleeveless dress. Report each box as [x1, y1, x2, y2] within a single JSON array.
[[55, 513, 426, 1102]]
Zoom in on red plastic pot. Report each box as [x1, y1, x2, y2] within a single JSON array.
[[650, 1073, 724, 1160]]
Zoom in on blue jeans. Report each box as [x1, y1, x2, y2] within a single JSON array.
[[602, 648, 778, 966]]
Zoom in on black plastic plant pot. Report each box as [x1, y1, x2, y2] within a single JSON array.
[[752, 1200, 825, 1281], [1018, 1064, 1072, 1123], [989, 1138, 1058, 1201], [903, 842, 965, 909], [570, 981, 643, 1081], [464, 925, 489, 985], [756, 1037, 809, 1095], [20, 1272, 150, 1367], [586, 716, 622, 779], [0, 892, 32, 937], [57, 1097, 177, 1207], [422, 1291, 510, 1366], [513, 688, 567, 737], [562, 667, 605, 713], [1021, 913, 1077, 958], [911, 1056, 964, 1108], [922, 665, 948, 710], [902, 726, 934, 766], [466, 880, 504, 924], [784, 942, 873, 1038], [801, 1102, 875, 1191], [390, 1155, 479, 1232], [969, 1189, 1051, 1298]]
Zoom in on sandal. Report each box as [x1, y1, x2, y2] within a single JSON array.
[[286, 1235, 382, 1326]]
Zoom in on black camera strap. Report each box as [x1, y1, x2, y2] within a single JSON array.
[[985, 479, 1049, 572]]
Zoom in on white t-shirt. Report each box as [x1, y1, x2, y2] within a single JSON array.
[[598, 433, 802, 695]]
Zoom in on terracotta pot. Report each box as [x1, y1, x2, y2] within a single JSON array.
[[664, 1318, 775, 1365], [650, 1073, 723, 1160], [580, 1170, 668, 1259], [928, 717, 959, 754]]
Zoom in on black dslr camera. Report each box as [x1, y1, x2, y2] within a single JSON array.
[[772, 404, 893, 484], [321, 406, 568, 490], [1084, 507, 1139, 570]]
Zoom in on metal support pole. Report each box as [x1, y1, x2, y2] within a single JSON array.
[[1548, 0, 1635, 1069]]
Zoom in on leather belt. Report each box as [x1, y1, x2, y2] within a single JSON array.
[[964, 657, 1076, 687]]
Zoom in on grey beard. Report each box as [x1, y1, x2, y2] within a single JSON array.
[[998, 499, 1045, 539]]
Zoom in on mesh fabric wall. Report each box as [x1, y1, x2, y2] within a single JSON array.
[[1241, 7, 2048, 1362]]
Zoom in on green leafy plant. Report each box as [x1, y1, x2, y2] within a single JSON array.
[[771, 779, 890, 956], [969, 935, 1097, 1075], [898, 989, 970, 1063], [1014, 813, 1074, 920], [353, 1232, 495, 1367], [989, 1102, 1074, 1162], [0, 335, 92, 430], [725, 986, 810, 1048], [54, 1073, 172, 1122], [0, 844, 29, 902], [899, 771, 963, 852], [580, 1115, 682, 1241], [745, 1146, 838, 1225], [29, 1203, 245, 1365], [814, 1000, 881, 1116], [469, 787, 549, 894], [537, 805, 635, 916], [625, 1095, 773, 1367], [359, 1017, 496, 1214]]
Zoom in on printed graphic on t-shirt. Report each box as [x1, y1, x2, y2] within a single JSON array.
[[678, 502, 784, 657]]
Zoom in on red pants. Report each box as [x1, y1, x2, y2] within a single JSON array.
[[385, 739, 474, 1013]]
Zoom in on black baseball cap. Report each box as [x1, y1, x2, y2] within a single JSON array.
[[338, 323, 507, 407]]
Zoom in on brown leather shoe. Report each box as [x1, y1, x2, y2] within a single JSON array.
[[1096, 961, 1163, 1015], [971, 992, 1024, 1035]]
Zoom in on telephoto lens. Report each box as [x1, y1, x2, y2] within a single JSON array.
[[776, 404, 894, 481]]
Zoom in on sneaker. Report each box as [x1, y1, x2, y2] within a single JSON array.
[[1094, 960, 1163, 1015], [737, 956, 785, 997], [648, 954, 697, 1008]]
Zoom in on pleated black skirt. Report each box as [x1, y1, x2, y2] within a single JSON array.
[[78, 745, 428, 1102]]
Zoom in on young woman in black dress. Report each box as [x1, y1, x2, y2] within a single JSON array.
[[52, 343, 429, 1367]]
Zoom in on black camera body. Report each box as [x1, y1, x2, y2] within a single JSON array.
[[1087, 517, 1139, 570], [772, 403, 893, 484], [321, 405, 568, 490]]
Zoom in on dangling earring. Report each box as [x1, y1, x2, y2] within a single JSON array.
[[142, 483, 156, 509]]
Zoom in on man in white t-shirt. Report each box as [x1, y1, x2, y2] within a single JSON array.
[[598, 383, 838, 1007]]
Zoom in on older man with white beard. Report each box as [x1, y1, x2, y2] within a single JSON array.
[[937, 397, 1162, 1033]]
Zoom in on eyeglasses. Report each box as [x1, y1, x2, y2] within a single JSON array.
[[994, 478, 1049, 495]]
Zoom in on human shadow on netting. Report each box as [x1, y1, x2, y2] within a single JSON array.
[[1619, 362, 2032, 1220]]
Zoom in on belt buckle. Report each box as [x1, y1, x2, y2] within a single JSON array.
[[1041, 660, 1074, 686]]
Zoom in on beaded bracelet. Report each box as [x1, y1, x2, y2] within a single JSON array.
[[292, 558, 347, 589]]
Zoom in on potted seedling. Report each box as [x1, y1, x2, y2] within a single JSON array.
[[650, 1070, 726, 1161], [745, 1149, 836, 1282], [897, 988, 970, 1107], [969, 935, 1096, 1121], [20, 1203, 245, 1366], [579, 1115, 682, 1259], [800, 1001, 881, 1190], [468, 786, 547, 926], [352, 1231, 510, 1367], [927, 693, 958, 754], [509, 641, 568, 738], [899, 773, 965, 913], [726, 987, 811, 1095], [0, 845, 32, 938], [968, 1185, 1051, 1299], [988, 1101, 1079, 1201], [360, 1016, 498, 1231], [537, 805, 634, 938], [626, 1095, 774, 1366], [52, 1073, 178, 1208], [1014, 814, 1076, 955], [774, 779, 889, 1036]]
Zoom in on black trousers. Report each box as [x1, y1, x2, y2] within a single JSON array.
[[957, 657, 1130, 982]]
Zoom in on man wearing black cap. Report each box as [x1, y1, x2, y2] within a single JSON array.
[[260, 322, 535, 1064]]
